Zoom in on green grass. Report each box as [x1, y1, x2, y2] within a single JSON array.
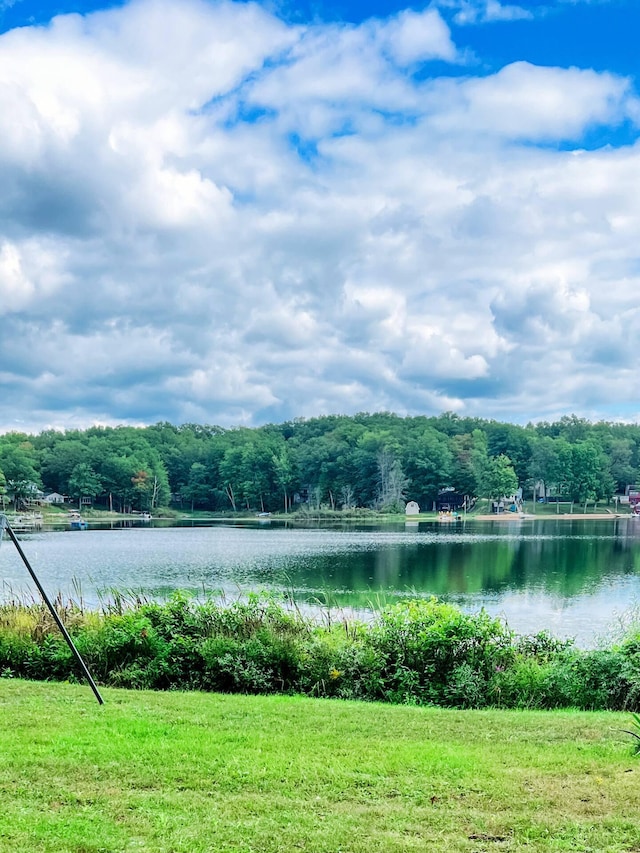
[[1, 681, 640, 852], [521, 502, 629, 517]]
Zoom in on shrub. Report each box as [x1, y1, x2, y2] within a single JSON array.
[[0, 594, 638, 711], [444, 663, 491, 708], [74, 613, 170, 686], [489, 657, 551, 709], [566, 650, 631, 710], [200, 631, 302, 694], [365, 598, 513, 705]]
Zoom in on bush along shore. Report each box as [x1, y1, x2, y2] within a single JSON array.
[[2, 594, 640, 710]]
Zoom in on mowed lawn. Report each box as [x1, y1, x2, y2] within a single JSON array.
[[1, 681, 639, 853]]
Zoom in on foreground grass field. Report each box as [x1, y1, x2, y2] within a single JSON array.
[[1, 681, 639, 853]]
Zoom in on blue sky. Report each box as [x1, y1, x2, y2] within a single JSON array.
[[3, 0, 637, 75], [0, 0, 639, 432]]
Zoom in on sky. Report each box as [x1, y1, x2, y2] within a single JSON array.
[[1, 0, 639, 433]]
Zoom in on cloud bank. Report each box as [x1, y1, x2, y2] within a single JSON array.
[[0, 0, 639, 431]]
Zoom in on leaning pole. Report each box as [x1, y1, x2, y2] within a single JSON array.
[[0, 514, 104, 705]]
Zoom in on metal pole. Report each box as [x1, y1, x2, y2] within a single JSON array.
[[1, 517, 104, 705]]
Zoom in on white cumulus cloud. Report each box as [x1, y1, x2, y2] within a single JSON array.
[[0, 0, 639, 432]]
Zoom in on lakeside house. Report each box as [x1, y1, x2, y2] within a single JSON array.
[[435, 489, 466, 512]]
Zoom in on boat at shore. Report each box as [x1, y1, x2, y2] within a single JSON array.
[[5, 512, 44, 531], [68, 511, 89, 530], [438, 512, 462, 523]]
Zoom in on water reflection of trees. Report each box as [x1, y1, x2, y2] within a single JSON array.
[[294, 524, 640, 603]]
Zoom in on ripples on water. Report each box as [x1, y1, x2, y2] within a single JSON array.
[[1, 518, 639, 646]]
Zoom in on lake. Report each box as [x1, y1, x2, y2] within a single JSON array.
[[2, 517, 640, 646]]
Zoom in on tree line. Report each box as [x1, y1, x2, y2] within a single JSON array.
[[0, 412, 637, 513]]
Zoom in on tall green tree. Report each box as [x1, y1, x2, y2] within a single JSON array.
[[528, 436, 562, 501], [0, 443, 40, 509], [402, 427, 453, 508], [450, 430, 490, 498], [40, 439, 89, 494], [376, 449, 408, 512], [607, 438, 638, 493], [566, 442, 614, 510], [272, 447, 294, 513], [482, 455, 518, 501], [181, 463, 213, 511], [485, 422, 531, 485], [68, 463, 103, 510]]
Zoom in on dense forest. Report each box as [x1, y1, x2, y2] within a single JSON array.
[[0, 413, 638, 513]]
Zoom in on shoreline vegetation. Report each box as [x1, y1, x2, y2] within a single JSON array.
[[19, 500, 637, 526], [2, 594, 640, 711]]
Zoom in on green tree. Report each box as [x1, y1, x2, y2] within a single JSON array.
[[0, 443, 40, 509], [528, 436, 562, 502], [566, 442, 613, 510], [82, 428, 170, 511], [219, 445, 243, 511], [129, 464, 170, 511], [352, 431, 402, 507], [450, 430, 490, 498], [272, 447, 294, 513], [376, 449, 408, 512], [485, 422, 532, 485], [40, 438, 89, 494], [402, 427, 453, 509], [607, 438, 638, 493], [98, 455, 144, 512], [482, 455, 518, 501], [68, 463, 103, 510], [181, 463, 212, 511]]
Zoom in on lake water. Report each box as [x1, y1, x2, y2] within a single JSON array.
[[2, 517, 640, 646]]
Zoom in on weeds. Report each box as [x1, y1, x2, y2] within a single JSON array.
[[622, 712, 640, 754], [1, 592, 640, 709]]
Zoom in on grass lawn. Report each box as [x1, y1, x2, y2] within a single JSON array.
[[1, 681, 639, 853]]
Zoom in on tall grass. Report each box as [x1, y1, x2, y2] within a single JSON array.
[[2, 592, 640, 710]]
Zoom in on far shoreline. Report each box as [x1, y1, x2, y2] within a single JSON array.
[[13, 506, 638, 526], [470, 512, 630, 521]]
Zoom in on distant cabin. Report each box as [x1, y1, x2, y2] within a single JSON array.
[[44, 492, 65, 504], [436, 490, 465, 511], [405, 501, 420, 516]]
